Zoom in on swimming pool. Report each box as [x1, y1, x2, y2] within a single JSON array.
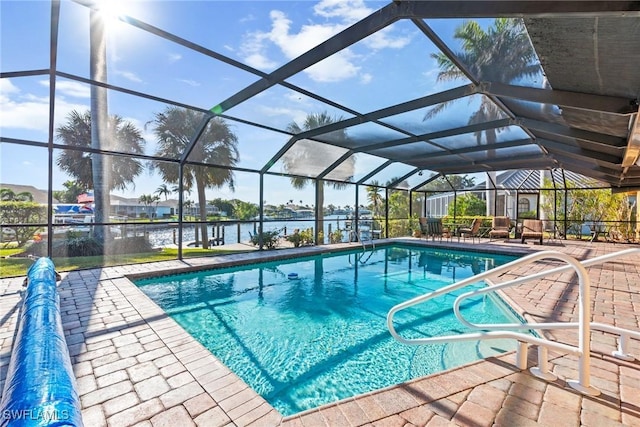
[[135, 245, 519, 416]]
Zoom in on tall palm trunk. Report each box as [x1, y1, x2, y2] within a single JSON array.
[[485, 129, 498, 216], [316, 180, 325, 244], [90, 9, 110, 242], [196, 179, 209, 249]]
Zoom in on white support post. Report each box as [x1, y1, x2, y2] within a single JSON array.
[[516, 341, 528, 369], [612, 334, 635, 361], [530, 346, 557, 381]]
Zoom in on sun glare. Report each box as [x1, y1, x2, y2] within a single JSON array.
[[95, 0, 130, 26]]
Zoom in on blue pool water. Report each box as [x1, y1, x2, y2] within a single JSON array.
[[136, 245, 519, 416]]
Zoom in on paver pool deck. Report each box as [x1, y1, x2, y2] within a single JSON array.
[[1, 238, 639, 426]]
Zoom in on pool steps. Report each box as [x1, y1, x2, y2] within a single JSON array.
[[388, 247, 640, 397]]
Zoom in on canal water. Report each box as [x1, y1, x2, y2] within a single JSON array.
[[144, 215, 361, 247]]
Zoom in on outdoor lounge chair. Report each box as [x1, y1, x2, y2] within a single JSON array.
[[489, 216, 510, 241], [458, 218, 481, 243], [521, 219, 544, 244], [427, 218, 451, 242], [418, 217, 429, 238]]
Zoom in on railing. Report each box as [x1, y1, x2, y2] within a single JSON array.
[[349, 230, 376, 264], [387, 248, 640, 397]]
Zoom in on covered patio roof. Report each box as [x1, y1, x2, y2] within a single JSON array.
[[198, 1, 640, 190]]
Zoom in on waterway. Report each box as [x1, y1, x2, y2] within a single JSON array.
[[143, 215, 368, 247]]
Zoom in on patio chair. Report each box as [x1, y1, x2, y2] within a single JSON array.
[[458, 218, 481, 243], [427, 218, 451, 242], [488, 216, 510, 241], [418, 217, 429, 239], [521, 219, 544, 244]]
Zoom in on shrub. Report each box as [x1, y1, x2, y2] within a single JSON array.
[[285, 231, 303, 247], [329, 229, 344, 243], [250, 230, 280, 250], [299, 228, 315, 245]]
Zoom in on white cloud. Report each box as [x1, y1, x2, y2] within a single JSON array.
[[178, 79, 200, 87], [244, 52, 278, 70], [306, 55, 360, 82], [365, 29, 412, 50], [239, 13, 257, 24], [38, 80, 91, 98], [268, 10, 340, 59], [239, 1, 408, 83], [255, 104, 307, 126], [115, 70, 143, 83], [0, 80, 87, 133], [0, 79, 20, 97], [360, 73, 373, 84], [167, 53, 182, 63], [313, 0, 373, 23]]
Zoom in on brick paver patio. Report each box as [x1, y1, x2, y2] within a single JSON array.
[[1, 238, 639, 426]]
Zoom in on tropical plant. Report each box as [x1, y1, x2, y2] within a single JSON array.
[[232, 199, 259, 220], [282, 112, 354, 244], [447, 193, 485, 216], [285, 231, 304, 248], [138, 194, 160, 220], [427, 18, 540, 214], [56, 110, 146, 192], [150, 107, 239, 249], [366, 181, 384, 216], [329, 229, 344, 244], [53, 180, 87, 203], [387, 191, 404, 216], [56, 110, 146, 239], [155, 183, 172, 201], [540, 178, 630, 238], [0, 201, 46, 246], [0, 189, 35, 202], [423, 175, 476, 192], [250, 230, 280, 250]]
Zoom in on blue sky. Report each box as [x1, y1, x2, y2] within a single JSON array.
[[1, 0, 495, 207]]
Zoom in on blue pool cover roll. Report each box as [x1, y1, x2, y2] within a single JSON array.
[[0, 258, 83, 427]]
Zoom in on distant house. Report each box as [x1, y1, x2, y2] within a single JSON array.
[[0, 183, 182, 219], [423, 170, 607, 219], [110, 195, 178, 219]]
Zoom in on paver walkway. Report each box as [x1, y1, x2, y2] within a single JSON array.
[[0, 238, 639, 426]]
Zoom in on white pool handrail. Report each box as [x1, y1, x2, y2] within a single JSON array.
[[387, 250, 609, 396], [451, 248, 640, 361]]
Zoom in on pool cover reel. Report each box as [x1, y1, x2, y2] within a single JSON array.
[[0, 258, 83, 427]]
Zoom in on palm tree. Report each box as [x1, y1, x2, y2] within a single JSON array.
[[56, 110, 146, 193], [282, 112, 355, 244], [0, 189, 34, 202], [150, 107, 239, 249], [155, 183, 172, 201], [426, 18, 540, 215], [0, 188, 16, 201], [56, 110, 145, 241], [183, 199, 194, 219], [138, 194, 160, 220], [366, 181, 384, 217]]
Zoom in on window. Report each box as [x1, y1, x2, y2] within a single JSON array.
[[518, 197, 530, 214]]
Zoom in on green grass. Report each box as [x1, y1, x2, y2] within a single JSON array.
[[0, 246, 255, 278], [0, 247, 23, 258]]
